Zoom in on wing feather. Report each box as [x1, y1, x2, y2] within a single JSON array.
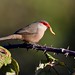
[[14, 23, 38, 35]]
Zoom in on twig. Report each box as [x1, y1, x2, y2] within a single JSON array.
[[2, 43, 75, 57]]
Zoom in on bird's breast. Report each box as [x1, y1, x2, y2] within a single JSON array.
[[22, 28, 45, 43]]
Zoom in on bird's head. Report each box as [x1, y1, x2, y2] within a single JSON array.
[[39, 20, 55, 35]]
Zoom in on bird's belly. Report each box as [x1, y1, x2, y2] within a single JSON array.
[[22, 32, 44, 43]]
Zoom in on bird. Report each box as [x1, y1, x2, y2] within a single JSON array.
[[0, 20, 55, 43]]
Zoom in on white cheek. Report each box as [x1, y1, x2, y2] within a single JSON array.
[[38, 24, 47, 31]]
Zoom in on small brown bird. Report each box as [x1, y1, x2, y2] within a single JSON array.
[[0, 20, 55, 43]]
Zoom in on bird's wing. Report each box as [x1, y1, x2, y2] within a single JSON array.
[[14, 23, 38, 35]]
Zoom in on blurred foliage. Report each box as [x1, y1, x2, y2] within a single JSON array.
[[0, 46, 19, 75], [0, 0, 75, 75], [0, 46, 11, 68], [35, 52, 72, 75]]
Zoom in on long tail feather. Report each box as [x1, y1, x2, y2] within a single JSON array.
[[0, 34, 22, 41]]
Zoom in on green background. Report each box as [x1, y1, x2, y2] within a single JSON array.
[[0, 0, 75, 75]]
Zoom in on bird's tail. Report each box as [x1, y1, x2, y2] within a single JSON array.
[[0, 34, 22, 41]]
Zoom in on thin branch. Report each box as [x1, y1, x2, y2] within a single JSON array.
[[2, 43, 75, 57]]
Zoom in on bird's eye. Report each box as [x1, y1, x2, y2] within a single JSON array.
[[40, 22, 47, 25], [40, 21, 50, 28]]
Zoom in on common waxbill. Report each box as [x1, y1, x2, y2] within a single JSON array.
[[0, 20, 55, 43]]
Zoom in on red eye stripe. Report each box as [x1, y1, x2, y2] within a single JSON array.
[[40, 21, 50, 28]]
